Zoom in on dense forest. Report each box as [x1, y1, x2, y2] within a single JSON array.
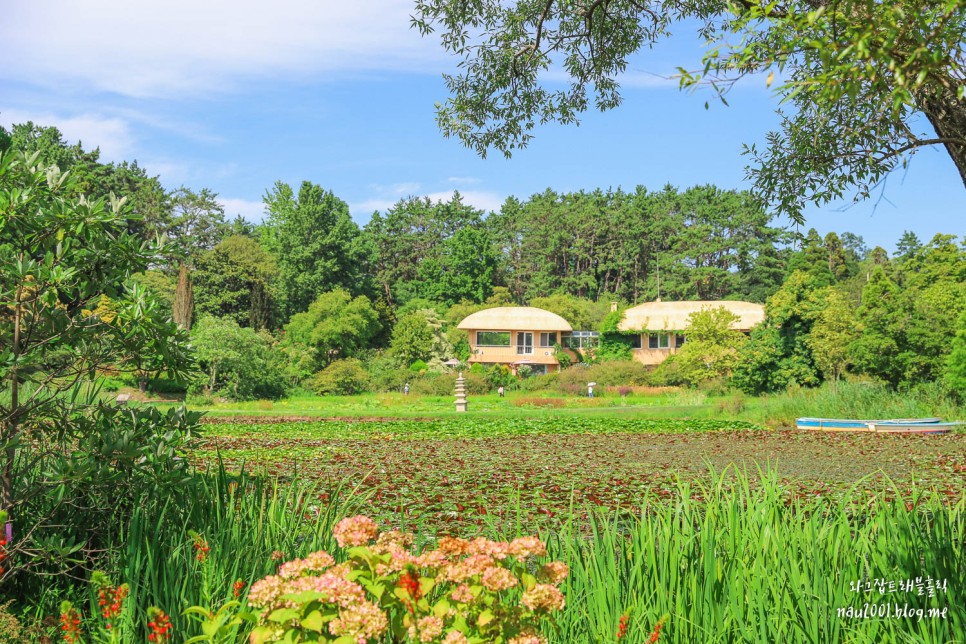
[[3, 121, 964, 400]]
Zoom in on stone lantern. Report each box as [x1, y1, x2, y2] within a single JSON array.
[[454, 372, 468, 412]]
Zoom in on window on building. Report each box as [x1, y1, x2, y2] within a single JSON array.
[[566, 331, 600, 349], [476, 331, 511, 346], [630, 334, 642, 349], [539, 332, 557, 347], [676, 334, 686, 348], [648, 333, 670, 349]]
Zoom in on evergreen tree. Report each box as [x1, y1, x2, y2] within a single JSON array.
[[849, 267, 909, 386], [261, 181, 368, 317]]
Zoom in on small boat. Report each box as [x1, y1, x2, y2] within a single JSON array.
[[796, 417, 941, 430], [796, 417, 959, 435], [864, 422, 960, 435]]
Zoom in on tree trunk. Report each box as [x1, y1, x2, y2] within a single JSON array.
[[173, 263, 194, 330], [1, 284, 22, 518], [918, 84, 966, 188]]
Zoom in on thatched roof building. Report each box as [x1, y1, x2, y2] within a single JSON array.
[[457, 307, 573, 332], [618, 300, 765, 332]]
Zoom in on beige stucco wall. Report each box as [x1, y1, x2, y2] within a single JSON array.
[[465, 328, 567, 369]]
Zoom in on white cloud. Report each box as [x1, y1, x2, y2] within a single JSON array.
[[219, 197, 266, 222], [425, 190, 506, 213], [2, 1, 447, 98], [390, 182, 422, 195], [446, 176, 481, 185], [351, 188, 505, 219], [350, 198, 398, 217], [0, 109, 136, 161]]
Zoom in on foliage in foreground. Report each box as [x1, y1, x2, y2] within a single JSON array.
[[10, 469, 966, 643], [248, 516, 567, 643]]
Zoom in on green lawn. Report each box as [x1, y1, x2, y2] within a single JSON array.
[[150, 380, 966, 428]]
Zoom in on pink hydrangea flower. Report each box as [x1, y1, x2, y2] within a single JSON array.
[[520, 584, 566, 612], [328, 600, 388, 642], [450, 584, 475, 604], [441, 554, 496, 583], [278, 550, 335, 578], [537, 561, 569, 585], [481, 566, 518, 592], [442, 631, 470, 644], [375, 549, 415, 576], [508, 631, 548, 644], [436, 536, 470, 556], [333, 516, 379, 548], [408, 615, 444, 643], [508, 536, 547, 558], [467, 537, 509, 560]]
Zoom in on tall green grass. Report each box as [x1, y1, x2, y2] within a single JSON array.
[[743, 381, 965, 426], [12, 467, 964, 643], [530, 469, 965, 643], [12, 464, 361, 641]]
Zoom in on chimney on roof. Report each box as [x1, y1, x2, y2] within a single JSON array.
[[610, 301, 618, 312]]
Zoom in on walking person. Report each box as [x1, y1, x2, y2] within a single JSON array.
[[498, 385, 504, 398], [587, 383, 594, 398], [404, 383, 410, 395]]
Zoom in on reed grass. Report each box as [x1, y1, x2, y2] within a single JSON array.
[[743, 381, 964, 426], [11, 467, 964, 643], [524, 469, 965, 643]]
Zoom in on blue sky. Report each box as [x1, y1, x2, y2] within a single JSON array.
[[2, 1, 962, 253]]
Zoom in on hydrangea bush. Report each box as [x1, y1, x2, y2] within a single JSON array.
[[248, 515, 569, 643]]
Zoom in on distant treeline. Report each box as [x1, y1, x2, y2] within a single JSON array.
[[4, 121, 964, 400]]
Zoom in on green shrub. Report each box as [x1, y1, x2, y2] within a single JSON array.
[[409, 359, 429, 373], [410, 373, 455, 396], [11, 405, 198, 597], [648, 355, 685, 386], [697, 377, 730, 396], [520, 372, 558, 392], [190, 316, 287, 400], [141, 376, 190, 394], [309, 358, 371, 395], [464, 372, 489, 395], [555, 344, 572, 369], [98, 376, 123, 392], [557, 361, 646, 392], [0, 602, 22, 643], [484, 364, 515, 388]]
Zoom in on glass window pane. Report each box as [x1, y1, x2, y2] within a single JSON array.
[[477, 331, 511, 346]]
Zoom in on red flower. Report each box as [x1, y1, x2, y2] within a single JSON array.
[[60, 605, 83, 644], [98, 584, 129, 622], [398, 571, 421, 600], [647, 619, 664, 644], [147, 608, 173, 642], [616, 614, 629, 640], [233, 578, 246, 598], [193, 534, 210, 563]]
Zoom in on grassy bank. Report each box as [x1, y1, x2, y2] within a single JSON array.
[[150, 381, 965, 428]]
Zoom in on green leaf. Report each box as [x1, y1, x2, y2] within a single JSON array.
[[521, 572, 537, 590], [301, 610, 324, 632], [268, 607, 301, 623]]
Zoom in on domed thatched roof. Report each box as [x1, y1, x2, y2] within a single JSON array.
[[457, 307, 573, 331], [618, 300, 765, 332]]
